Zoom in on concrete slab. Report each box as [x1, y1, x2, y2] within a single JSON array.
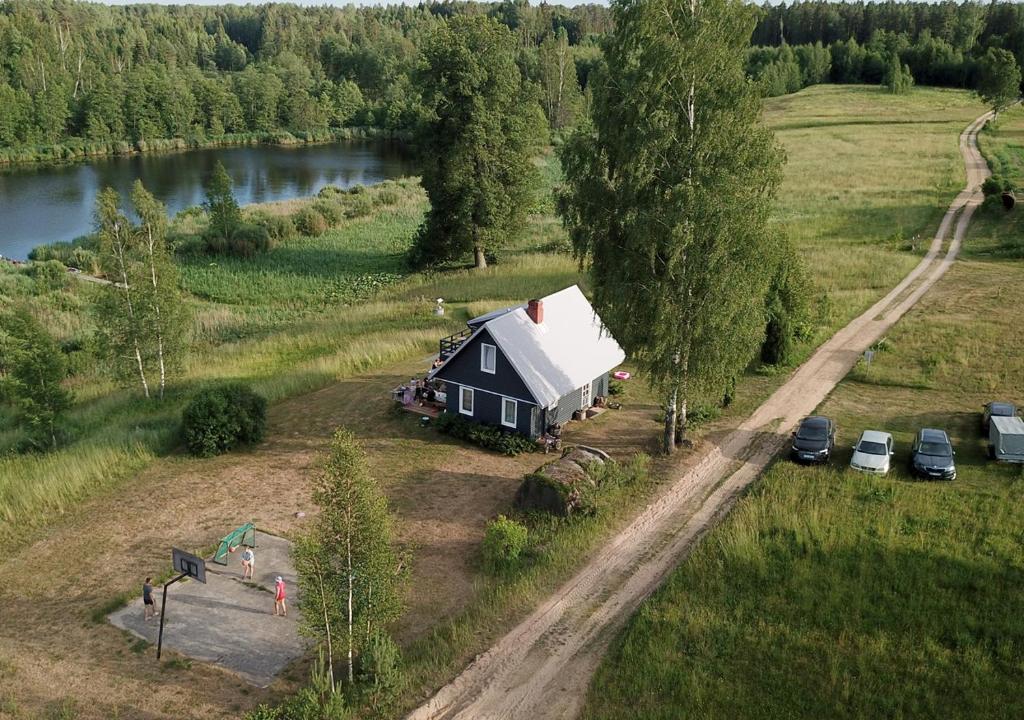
[[109, 533, 308, 687]]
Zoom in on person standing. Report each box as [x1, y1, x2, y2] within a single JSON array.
[[274, 576, 287, 617], [240, 545, 255, 580], [143, 577, 156, 620]]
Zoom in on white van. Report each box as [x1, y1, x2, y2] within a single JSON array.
[[989, 415, 1024, 463]]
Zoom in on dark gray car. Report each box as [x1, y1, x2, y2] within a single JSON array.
[[982, 402, 1018, 433], [790, 416, 835, 464], [910, 428, 956, 480]]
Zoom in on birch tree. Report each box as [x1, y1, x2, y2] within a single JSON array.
[[558, 0, 785, 453], [131, 180, 188, 400], [539, 27, 583, 131], [94, 188, 151, 398], [295, 428, 404, 685]]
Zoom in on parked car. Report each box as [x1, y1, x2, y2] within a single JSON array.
[[982, 401, 1018, 433], [909, 428, 956, 480], [850, 430, 894, 475], [790, 416, 836, 464], [989, 415, 1024, 463]]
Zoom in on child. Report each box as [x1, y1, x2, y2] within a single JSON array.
[[143, 577, 156, 620], [240, 545, 255, 580], [274, 576, 287, 617]]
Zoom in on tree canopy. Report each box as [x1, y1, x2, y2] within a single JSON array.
[[410, 15, 545, 268], [558, 0, 786, 452], [976, 48, 1022, 116]]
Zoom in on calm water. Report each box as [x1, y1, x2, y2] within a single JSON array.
[[0, 140, 415, 260]]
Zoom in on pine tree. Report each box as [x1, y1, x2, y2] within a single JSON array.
[[558, 0, 785, 453]]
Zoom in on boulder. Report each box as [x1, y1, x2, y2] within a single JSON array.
[[514, 447, 607, 516]]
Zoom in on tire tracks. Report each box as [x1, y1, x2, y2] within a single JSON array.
[[406, 111, 992, 720]]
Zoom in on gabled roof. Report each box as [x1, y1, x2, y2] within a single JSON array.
[[467, 305, 521, 329], [431, 285, 625, 408]]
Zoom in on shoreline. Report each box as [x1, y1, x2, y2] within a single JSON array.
[[0, 126, 412, 171]]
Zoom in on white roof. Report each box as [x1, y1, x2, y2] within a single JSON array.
[[435, 285, 625, 408], [992, 415, 1024, 434]]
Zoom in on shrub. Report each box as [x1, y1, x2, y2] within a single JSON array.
[[252, 213, 297, 244], [982, 175, 1012, 197], [317, 184, 344, 199], [344, 194, 374, 219], [294, 207, 329, 237], [375, 188, 401, 206], [482, 515, 529, 572], [26, 260, 68, 293], [435, 412, 535, 455], [312, 199, 344, 226], [182, 383, 267, 457]]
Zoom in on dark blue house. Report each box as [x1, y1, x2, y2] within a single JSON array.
[[428, 285, 625, 439]]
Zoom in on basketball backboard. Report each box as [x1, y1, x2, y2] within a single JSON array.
[[172, 547, 207, 584]]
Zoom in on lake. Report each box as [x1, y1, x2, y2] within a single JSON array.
[[0, 140, 415, 261]]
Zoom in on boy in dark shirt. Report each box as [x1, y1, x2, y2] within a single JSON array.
[[143, 577, 156, 620]]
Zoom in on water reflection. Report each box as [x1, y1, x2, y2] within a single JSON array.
[[0, 140, 415, 260]]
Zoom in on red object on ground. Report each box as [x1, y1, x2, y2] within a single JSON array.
[[613, 371, 631, 380]]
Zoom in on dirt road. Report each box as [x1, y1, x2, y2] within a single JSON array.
[[406, 111, 993, 720]]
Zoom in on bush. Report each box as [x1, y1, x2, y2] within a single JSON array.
[[294, 207, 329, 237], [312, 200, 344, 226], [982, 175, 1012, 197], [435, 412, 535, 455], [482, 515, 529, 572], [344, 194, 374, 219], [375, 188, 401, 206], [27, 260, 68, 293], [252, 213, 297, 244], [182, 383, 267, 457], [317, 184, 345, 199]]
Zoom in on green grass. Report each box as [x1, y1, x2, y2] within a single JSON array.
[[0, 86, 987, 554], [581, 234, 1024, 716]]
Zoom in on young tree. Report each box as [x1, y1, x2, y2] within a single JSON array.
[[204, 161, 242, 244], [132, 181, 189, 400], [0, 308, 71, 451], [94, 188, 151, 398], [411, 15, 544, 269], [539, 27, 584, 131], [294, 428, 404, 685], [558, 0, 785, 453], [976, 47, 1022, 118], [883, 53, 914, 94]]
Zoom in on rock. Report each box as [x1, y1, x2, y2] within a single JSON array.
[[294, 511, 306, 519], [514, 446, 608, 516]]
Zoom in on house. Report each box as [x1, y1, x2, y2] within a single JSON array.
[[428, 285, 625, 439]]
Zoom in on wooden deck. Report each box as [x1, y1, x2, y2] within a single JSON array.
[[398, 402, 444, 419]]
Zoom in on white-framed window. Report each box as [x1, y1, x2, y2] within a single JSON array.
[[501, 397, 518, 428], [481, 343, 497, 374], [459, 386, 474, 416], [581, 382, 591, 409]]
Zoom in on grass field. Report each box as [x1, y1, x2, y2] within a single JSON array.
[[580, 111, 1024, 720], [0, 85, 995, 718]]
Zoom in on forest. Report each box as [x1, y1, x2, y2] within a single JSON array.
[[3, 0, 1024, 164]]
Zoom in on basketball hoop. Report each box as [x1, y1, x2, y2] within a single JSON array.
[[157, 548, 207, 660]]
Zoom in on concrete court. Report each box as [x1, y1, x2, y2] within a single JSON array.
[[108, 532, 307, 687]]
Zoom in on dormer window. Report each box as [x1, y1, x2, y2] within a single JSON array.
[[481, 343, 496, 374]]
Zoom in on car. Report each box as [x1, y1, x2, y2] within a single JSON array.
[[982, 401, 1018, 433], [910, 428, 956, 480], [850, 430, 894, 475], [790, 415, 836, 464]]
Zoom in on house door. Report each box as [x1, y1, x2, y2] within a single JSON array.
[[580, 382, 591, 410]]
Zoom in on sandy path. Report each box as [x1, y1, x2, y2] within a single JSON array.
[[406, 111, 993, 720]]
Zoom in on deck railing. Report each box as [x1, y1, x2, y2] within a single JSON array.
[[439, 328, 473, 360]]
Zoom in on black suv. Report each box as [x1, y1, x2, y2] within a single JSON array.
[[790, 416, 835, 464], [910, 428, 956, 480]]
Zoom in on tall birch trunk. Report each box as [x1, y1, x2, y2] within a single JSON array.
[[663, 387, 677, 454], [346, 521, 354, 684], [110, 220, 150, 399], [142, 223, 167, 400]]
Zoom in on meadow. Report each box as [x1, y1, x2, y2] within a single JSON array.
[[580, 112, 1024, 720]]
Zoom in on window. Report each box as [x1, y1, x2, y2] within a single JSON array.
[[502, 397, 517, 428], [581, 382, 591, 409], [459, 386, 474, 416], [481, 343, 497, 374]]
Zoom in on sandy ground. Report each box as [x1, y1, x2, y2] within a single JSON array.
[[404, 112, 994, 720]]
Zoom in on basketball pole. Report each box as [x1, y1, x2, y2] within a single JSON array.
[[156, 572, 188, 660]]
